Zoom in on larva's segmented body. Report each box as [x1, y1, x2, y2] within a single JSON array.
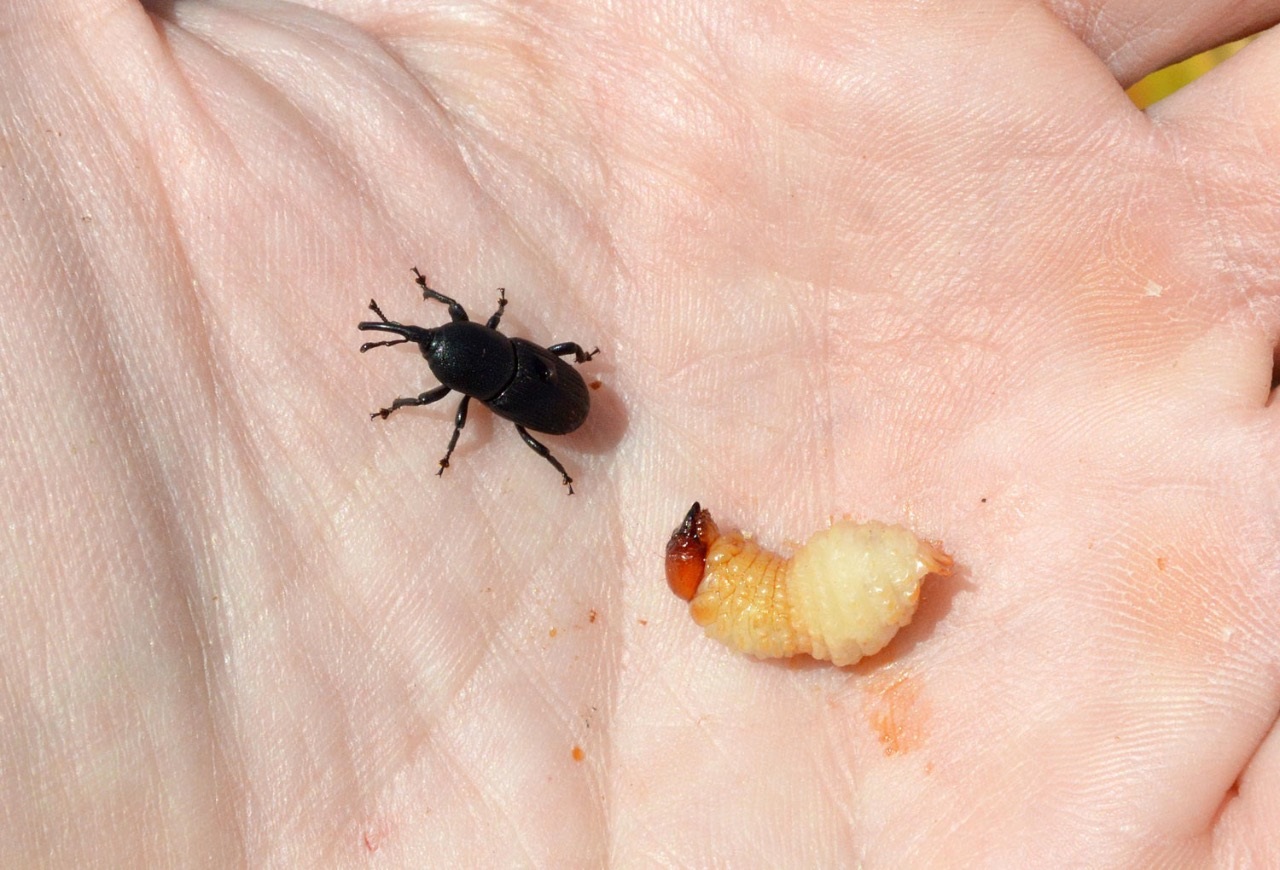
[[665, 504, 952, 666]]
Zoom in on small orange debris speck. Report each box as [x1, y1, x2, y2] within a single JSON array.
[[549, 627, 557, 638], [571, 745, 585, 762]]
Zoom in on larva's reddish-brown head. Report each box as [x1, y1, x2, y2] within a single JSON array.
[[665, 502, 720, 601]]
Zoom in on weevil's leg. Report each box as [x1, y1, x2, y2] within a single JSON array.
[[547, 342, 600, 364], [371, 384, 450, 421], [484, 289, 508, 329], [411, 267, 468, 322], [367, 299, 392, 322], [514, 424, 574, 494], [437, 395, 470, 476]]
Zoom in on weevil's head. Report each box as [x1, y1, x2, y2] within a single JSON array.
[[664, 502, 719, 601]]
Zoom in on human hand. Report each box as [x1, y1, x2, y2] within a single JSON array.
[[3, 0, 1277, 864]]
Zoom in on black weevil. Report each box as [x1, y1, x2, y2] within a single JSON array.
[[358, 268, 599, 494]]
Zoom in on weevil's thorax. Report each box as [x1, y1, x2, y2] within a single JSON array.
[[423, 322, 516, 400]]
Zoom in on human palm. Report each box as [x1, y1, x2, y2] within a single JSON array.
[[4, 0, 1279, 864]]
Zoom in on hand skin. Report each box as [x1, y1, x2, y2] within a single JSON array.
[[3, 0, 1279, 865]]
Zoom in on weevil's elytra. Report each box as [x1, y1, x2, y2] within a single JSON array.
[[665, 503, 953, 666], [358, 268, 599, 494]]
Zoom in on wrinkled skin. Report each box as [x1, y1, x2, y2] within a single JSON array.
[[3, 0, 1279, 865]]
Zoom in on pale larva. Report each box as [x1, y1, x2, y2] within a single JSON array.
[[665, 503, 953, 666]]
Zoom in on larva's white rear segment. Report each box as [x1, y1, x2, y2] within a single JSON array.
[[665, 504, 952, 666], [787, 521, 951, 665]]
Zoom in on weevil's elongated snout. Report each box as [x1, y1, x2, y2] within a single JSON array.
[[357, 320, 434, 341]]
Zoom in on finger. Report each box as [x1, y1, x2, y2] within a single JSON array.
[[1144, 29, 1280, 306], [1212, 706, 1280, 858], [1150, 25, 1280, 141], [1147, 30, 1280, 426], [1044, 0, 1279, 86]]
